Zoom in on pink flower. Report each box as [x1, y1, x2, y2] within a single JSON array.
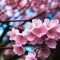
[[43, 18, 52, 29], [51, 1, 58, 9], [32, 18, 42, 28], [7, 28, 19, 40], [14, 33, 27, 46], [30, 37, 38, 45], [45, 38, 57, 48], [4, 49, 14, 55], [55, 33, 60, 40], [55, 24, 60, 33], [26, 32, 35, 41], [25, 22, 34, 32], [32, 25, 47, 37], [25, 51, 37, 60], [30, 35, 46, 45], [37, 35, 47, 44], [25, 19, 42, 32], [43, 18, 59, 30], [47, 28, 57, 39], [22, 30, 29, 36], [13, 45, 25, 56], [38, 46, 51, 58], [22, 31, 35, 41]]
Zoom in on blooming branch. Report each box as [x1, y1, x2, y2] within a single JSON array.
[[7, 18, 60, 60]]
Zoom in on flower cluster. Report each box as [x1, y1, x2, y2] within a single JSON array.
[[25, 46, 51, 60], [7, 18, 60, 59]]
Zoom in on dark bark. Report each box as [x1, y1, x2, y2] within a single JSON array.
[[52, 41, 60, 60]]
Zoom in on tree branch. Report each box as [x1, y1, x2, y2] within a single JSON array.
[[0, 11, 45, 23]]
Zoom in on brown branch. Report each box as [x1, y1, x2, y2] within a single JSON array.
[[0, 11, 45, 23]]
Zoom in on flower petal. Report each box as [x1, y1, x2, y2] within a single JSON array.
[[45, 39, 57, 48], [26, 32, 35, 41], [32, 19, 42, 28], [38, 46, 51, 58], [32, 25, 47, 37], [13, 45, 25, 56], [47, 28, 57, 39], [14, 33, 27, 46]]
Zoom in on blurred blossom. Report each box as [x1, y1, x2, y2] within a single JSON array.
[[50, 1, 58, 9], [0, 0, 60, 20], [4, 49, 14, 56], [53, 12, 60, 22], [4, 42, 14, 55]]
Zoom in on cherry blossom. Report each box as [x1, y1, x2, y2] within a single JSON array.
[[13, 45, 25, 56], [47, 28, 58, 39], [38, 46, 51, 58], [14, 33, 27, 46], [22, 30, 35, 41], [25, 51, 37, 60], [55, 24, 60, 33], [43, 18, 59, 30], [32, 25, 47, 37], [7, 28, 19, 40], [32, 19, 42, 28], [25, 22, 34, 31], [30, 35, 46, 45], [7, 18, 60, 59], [45, 38, 57, 48]]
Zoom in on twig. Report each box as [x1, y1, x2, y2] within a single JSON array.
[[0, 11, 45, 23]]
